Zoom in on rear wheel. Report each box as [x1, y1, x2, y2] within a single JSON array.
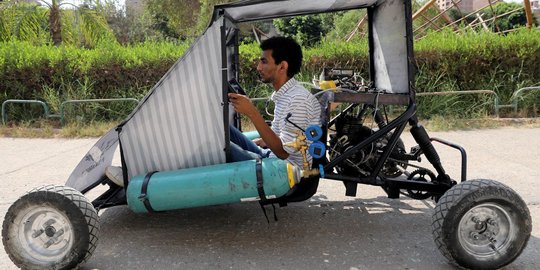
[[432, 179, 531, 269], [2, 185, 99, 270]]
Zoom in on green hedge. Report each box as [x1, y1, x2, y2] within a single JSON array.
[[1, 29, 539, 122], [0, 40, 189, 100]]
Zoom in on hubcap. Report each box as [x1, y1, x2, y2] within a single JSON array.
[[458, 203, 515, 257], [14, 206, 74, 263]]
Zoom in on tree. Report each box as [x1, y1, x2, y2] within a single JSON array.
[[146, 0, 200, 39], [274, 14, 335, 46], [0, 2, 47, 43], [101, 1, 164, 44], [195, 0, 234, 33], [0, 0, 114, 47], [325, 10, 365, 40], [145, 0, 233, 40], [41, 0, 113, 46], [447, 3, 531, 32], [482, 2, 531, 32]]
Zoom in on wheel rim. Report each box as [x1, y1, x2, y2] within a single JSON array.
[[13, 206, 74, 263], [458, 203, 516, 258]]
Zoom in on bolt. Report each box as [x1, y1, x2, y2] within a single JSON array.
[[43, 229, 64, 248], [32, 229, 44, 238], [45, 226, 56, 237], [43, 219, 56, 227]]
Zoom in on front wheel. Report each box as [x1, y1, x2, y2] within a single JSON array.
[[432, 179, 531, 270], [2, 185, 99, 270]]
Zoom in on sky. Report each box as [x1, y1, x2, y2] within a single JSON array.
[[40, 0, 126, 10]]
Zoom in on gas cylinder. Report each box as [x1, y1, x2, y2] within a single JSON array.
[[126, 158, 302, 213]]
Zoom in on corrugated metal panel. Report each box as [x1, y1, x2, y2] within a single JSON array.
[[119, 20, 225, 179], [371, 0, 409, 94]]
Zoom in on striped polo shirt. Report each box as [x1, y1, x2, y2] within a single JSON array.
[[269, 78, 322, 168]]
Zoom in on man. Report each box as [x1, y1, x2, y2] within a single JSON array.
[[106, 37, 320, 186], [228, 36, 321, 168]]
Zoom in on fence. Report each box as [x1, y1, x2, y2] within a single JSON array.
[[2, 98, 139, 125], [2, 86, 539, 125]]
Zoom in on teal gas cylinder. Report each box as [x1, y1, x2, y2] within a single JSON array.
[[242, 130, 260, 140], [126, 158, 302, 213]]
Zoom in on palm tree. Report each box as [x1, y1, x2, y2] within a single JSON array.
[[0, 1, 49, 43], [0, 0, 114, 47], [44, 0, 63, 45]]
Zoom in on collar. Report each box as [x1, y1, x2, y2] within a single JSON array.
[[271, 78, 297, 102]]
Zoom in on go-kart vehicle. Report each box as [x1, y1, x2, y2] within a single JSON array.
[[2, 0, 531, 269]]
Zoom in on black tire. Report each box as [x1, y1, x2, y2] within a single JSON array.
[[432, 179, 531, 270], [2, 185, 99, 270]]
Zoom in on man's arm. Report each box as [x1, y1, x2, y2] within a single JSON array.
[[228, 93, 289, 159]]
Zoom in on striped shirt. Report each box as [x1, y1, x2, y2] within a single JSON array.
[[269, 78, 321, 168]]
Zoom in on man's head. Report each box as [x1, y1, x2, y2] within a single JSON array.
[[257, 37, 302, 85]]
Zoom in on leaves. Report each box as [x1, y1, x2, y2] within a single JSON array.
[[0, 0, 115, 47], [273, 14, 336, 47], [145, 0, 233, 39]]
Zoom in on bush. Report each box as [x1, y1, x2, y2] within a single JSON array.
[[0, 40, 189, 122], [1, 29, 539, 123]]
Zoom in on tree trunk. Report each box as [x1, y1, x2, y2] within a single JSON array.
[[49, 3, 62, 46]]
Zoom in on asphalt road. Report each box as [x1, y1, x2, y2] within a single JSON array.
[[1, 127, 539, 270]]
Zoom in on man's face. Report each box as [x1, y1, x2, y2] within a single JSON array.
[[257, 49, 280, 83]]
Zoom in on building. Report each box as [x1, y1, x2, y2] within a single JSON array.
[[126, 0, 145, 16], [532, 0, 540, 27], [436, 0, 456, 11], [436, 0, 501, 14]]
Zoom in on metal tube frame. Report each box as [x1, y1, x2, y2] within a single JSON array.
[[220, 0, 462, 200], [2, 100, 50, 125], [321, 102, 458, 198], [320, 0, 459, 198]]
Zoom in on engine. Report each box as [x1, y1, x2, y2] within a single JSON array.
[[328, 114, 406, 177]]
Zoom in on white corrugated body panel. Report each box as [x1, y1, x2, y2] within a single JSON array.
[[371, 0, 409, 94], [119, 20, 225, 179]]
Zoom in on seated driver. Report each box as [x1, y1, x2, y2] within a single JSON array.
[[106, 36, 321, 186], [228, 36, 321, 168]]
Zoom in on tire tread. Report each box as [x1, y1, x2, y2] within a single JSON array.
[[3, 184, 99, 269], [432, 179, 530, 269]]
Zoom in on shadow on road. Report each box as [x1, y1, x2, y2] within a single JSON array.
[[83, 196, 459, 270]]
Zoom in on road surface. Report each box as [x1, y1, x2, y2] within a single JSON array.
[[1, 127, 539, 269]]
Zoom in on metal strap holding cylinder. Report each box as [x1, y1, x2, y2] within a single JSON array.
[[255, 158, 266, 202], [139, 171, 158, 213]]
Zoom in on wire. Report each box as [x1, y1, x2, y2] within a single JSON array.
[[264, 98, 274, 117], [370, 90, 381, 130]]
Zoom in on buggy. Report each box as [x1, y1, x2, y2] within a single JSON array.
[[2, 0, 531, 269]]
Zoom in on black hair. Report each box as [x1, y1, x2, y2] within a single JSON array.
[[260, 36, 302, 78]]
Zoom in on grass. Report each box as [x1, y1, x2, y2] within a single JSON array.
[[421, 116, 540, 131], [1, 117, 539, 138], [0, 120, 118, 138]]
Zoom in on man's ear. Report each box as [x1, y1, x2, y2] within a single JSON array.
[[279, 61, 289, 74]]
